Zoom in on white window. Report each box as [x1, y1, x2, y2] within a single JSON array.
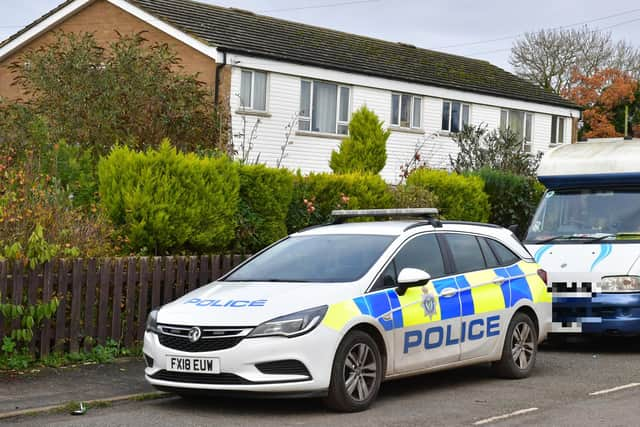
[[240, 69, 268, 111], [551, 116, 566, 145], [500, 109, 534, 151], [442, 100, 470, 132], [391, 93, 422, 128], [299, 80, 350, 135]]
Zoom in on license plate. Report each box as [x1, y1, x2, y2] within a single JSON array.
[[166, 356, 220, 374]]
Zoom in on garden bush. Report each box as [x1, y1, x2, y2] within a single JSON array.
[[98, 140, 239, 254], [0, 152, 114, 262], [406, 169, 490, 222], [474, 168, 545, 235], [236, 164, 294, 252], [287, 172, 393, 232], [390, 184, 439, 209], [329, 106, 389, 174]]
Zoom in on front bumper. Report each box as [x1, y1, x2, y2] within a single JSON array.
[[552, 293, 640, 335], [143, 325, 339, 394]]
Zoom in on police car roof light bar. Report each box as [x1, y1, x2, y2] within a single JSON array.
[[331, 208, 440, 225]]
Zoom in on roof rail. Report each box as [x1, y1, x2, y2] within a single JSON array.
[[331, 208, 439, 224], [440, 220, 501, 229]]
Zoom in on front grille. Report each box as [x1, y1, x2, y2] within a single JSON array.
[[151, 370, 250, 385], [158, 334, 242, 352], [157, 324, 251, 353], [551, 281, 593, 293], [255, 360, 311, 377]]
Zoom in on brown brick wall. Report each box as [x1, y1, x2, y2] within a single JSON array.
[[0, 0, 218, 101]]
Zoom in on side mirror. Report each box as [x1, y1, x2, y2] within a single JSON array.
[[396, 268, 431, 296]]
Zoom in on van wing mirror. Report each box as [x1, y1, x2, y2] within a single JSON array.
[[396, 268, 431, 295]]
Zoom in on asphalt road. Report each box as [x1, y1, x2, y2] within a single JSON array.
[[7, 337, 640, 427]]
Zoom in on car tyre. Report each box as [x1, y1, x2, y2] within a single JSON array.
[[323, 330, 383, 412], [493, 312, 538, 379]]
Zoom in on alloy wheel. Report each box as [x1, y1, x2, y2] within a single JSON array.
[[511, 321, 535, 369], [343, 342, 377, 401]]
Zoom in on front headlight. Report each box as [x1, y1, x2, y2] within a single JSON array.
[[596, 276, 640, 293], [248, 305, 328, 338], [146, 309, 160, 334]]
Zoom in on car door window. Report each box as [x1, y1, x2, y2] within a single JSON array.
[[372, 234, 445, 290], [478, 237, 500, 268], [446, 233, 486, 273], [487, 239, 520, 266], [394, 234, 445, 278]]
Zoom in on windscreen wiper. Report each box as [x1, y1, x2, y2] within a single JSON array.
[[535, 234, 605, 244]]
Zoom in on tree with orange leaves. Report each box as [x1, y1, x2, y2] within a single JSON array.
[[564, 68, 638, 138]]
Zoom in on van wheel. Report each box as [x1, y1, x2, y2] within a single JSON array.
[[493, 312, 538, 379], [323, 330, 383, 412]]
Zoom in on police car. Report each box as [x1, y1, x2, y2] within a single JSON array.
[[143, 209, 551, 412]]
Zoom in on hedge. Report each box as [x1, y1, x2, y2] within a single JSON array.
[[474, 168, 545, 236], [236, 164, 294, 252], [287, 172, 393, 232], [98, 140, 239, 254], [406, 169, 490, 222]]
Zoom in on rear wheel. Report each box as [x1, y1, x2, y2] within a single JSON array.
[[324, 330, 383, 412], [493, 312, 538, 379]]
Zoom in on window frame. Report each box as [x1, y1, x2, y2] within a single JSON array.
[[368, 232, 449, 292], [441, 100, 471, 133], [239, 69, 268, 112], [391, 93, 422, 129], [500, 109, 534, 152], [550, 115, 566, 145], [299, 79, 351, 135]]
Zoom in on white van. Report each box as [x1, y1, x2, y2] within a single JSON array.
[[524, 141, 640, 335]]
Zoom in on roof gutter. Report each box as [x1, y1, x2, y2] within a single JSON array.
[[214, 50, 227, 105]]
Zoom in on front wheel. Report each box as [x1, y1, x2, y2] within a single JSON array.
[[493, 312, 538, 379], [324, 330, 383, 412]]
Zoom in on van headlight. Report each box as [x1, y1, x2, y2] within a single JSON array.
[[146, 309, 160, 334], [248, 305, 328, 338], [596, 276, 640, 293]]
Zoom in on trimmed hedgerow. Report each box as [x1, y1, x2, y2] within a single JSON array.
[[406, 169, 490, 222], [474, 168, 545, 235], [287, 172, 393, 233], [236, 164, 294, 253], [98, 140, 238, 254]]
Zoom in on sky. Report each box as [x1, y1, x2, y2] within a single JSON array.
[[2, 0, 640, 71]]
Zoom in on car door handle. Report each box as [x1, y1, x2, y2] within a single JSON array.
[[439, 287, 457, 298], [492, 276, 507, 285]]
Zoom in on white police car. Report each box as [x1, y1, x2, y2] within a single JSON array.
[[144, 209, 551, 412]]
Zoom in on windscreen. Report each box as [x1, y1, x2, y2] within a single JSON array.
[[224, 234, 396, 283], [525, 188, 640, 243]]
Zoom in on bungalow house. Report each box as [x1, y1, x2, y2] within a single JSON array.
[[0, 0, 581, 182]]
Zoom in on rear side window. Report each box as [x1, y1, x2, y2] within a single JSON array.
[[487, 239, 520, 266], [445, 233, 486, 273], [478, 237, 500, 268]]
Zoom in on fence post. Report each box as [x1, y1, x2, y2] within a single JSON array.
[[137, 257, 150, 341], [111, 258, 124, 344], [84, 259, 97, 351], [55, 259, 70, 352], [69, 259, 84, 353], [97, 258, 111, 345], [124, 258, 137, 348], [40, 261, 54, 357]]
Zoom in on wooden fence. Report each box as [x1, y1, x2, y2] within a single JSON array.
[[0, 254, 248, 357]]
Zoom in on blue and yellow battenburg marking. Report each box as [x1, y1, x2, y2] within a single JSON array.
[[322, 261, 550, 332]]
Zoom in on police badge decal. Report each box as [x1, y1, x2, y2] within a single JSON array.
[[421, 286, 436, 319]]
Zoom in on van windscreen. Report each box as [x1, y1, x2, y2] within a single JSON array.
[[525, 188, 640, 243]]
